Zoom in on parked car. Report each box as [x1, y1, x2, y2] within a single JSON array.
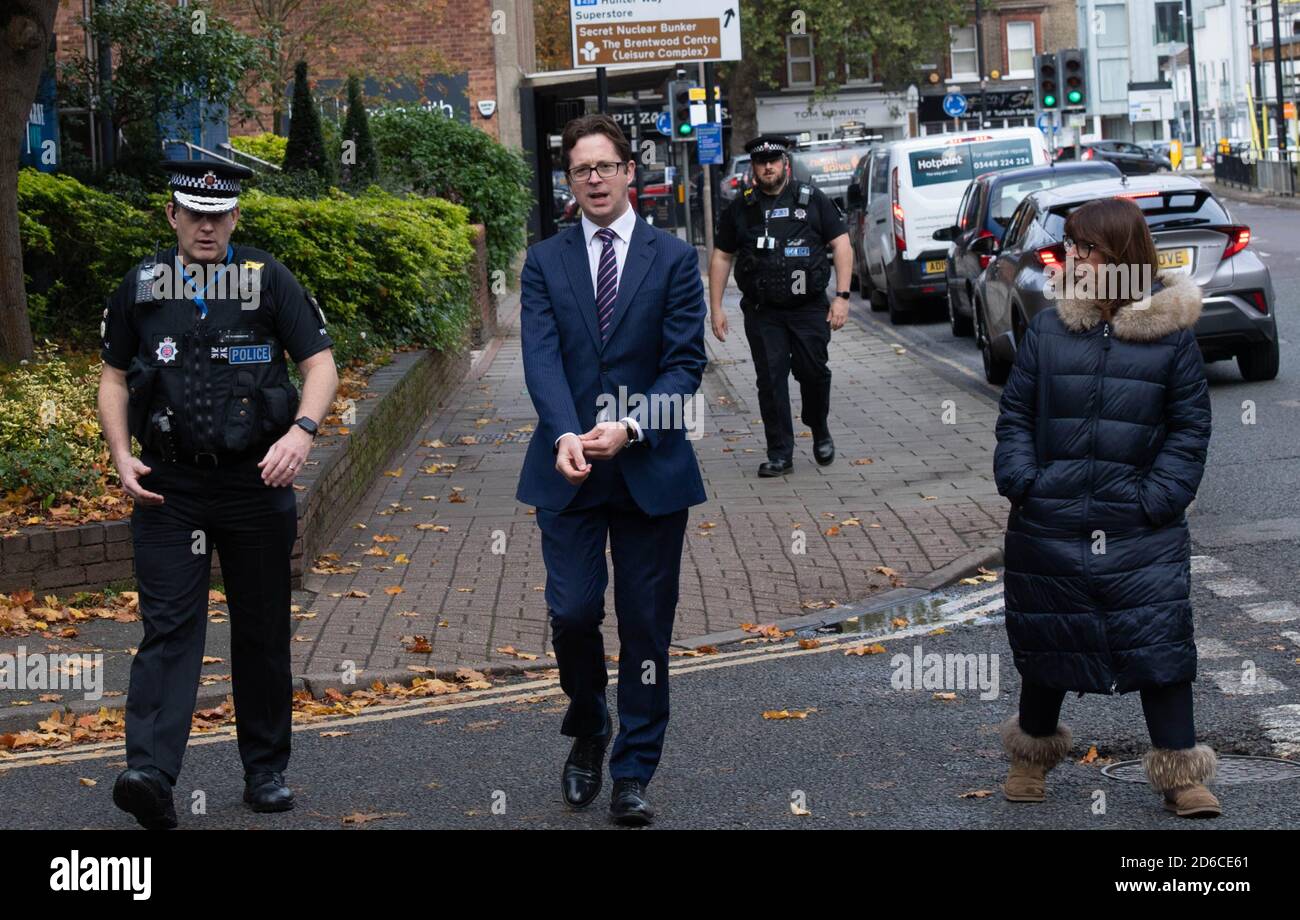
[[1078, 140, 1172, 175], [789, 139, 874, 213], [970, 174, 1278, 384], [848, 126, 1051, 323], [843, 156, 872, 290], [932, 160, 1122, 337], [720, 154, 751, 204]]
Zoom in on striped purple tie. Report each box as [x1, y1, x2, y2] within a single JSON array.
[[594, 227, 618, 342]]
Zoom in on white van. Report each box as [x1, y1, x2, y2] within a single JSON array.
[[852, 127, 1050, 323]]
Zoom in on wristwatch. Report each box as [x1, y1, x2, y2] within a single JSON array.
[[835, 290, 851, 300], [294, 416, 319, 438], [623, 419, 640, 445]]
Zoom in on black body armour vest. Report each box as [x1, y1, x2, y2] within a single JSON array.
[[123, 248, 299, 457], [733, 182, 832, 308]]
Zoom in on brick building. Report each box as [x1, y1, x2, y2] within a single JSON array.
[[50, 0, 535, 150], [917, 0, 1079, 134]]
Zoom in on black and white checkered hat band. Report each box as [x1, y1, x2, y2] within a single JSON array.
[[752, 142, 785, 153], [173, 190, 239, 213], [169, 170, 240, 192]]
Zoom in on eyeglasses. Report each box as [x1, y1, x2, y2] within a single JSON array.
[[1063, 237, 1097, 259], [567, 161, 628, 183]]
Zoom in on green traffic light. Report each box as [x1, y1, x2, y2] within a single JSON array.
[[679, 123, 692, 135], [1043, 94, 1057, 107], [1067, 91, 1082, 104]]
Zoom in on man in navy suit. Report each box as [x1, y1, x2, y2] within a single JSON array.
[[516, 114, 707, 826]]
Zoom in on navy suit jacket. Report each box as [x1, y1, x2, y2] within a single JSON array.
[[515, 214, 708, 516]]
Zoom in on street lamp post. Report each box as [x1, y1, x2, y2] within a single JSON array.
[[1183, 0, 1203, 161]]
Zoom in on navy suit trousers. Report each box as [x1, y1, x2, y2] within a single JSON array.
[[536, 464, 688, 786]]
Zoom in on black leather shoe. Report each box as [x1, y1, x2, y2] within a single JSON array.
[[813, 434, 835, 466], [757, 459, 793, 478], [609, 778, 655, 826], [243, 771, 295, 813], [562, 715, 612, 808], [112, 767, 177, 830]]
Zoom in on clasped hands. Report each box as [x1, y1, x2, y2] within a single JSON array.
[[555, 422, 629, 485]]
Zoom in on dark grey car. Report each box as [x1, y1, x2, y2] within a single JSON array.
[[933, 161, 1121, 337], [971, 174, 1278, 384]]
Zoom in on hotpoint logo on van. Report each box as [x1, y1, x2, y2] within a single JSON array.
[[915, 153, 965, 170]]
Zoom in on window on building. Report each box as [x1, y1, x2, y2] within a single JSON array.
[[787, 35, 815, 87], [1154, 1, 1185, 44], [1095, 4, 1129, 48], [950, 25, 978, 80], [1006, 21, 1036, 77], [845, 46, 875, 84]]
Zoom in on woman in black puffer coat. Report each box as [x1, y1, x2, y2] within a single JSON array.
[[993, 197, 1218, 817]]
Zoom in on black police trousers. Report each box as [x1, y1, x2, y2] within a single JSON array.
[[739, 299, 832, 462], [126, 450, 297, 783]]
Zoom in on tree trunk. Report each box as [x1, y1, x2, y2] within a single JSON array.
[[728, 56, 758, 158], [0, 0, 57, 364]]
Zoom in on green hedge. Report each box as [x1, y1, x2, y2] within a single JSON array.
[[371, 108, 533, 282], [17, 168, 478, 363]]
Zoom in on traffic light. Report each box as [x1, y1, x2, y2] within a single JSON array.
[[1058, 48, 1087, 109], [1034, 52, 1059, 110], [668, 79, 699, 141]]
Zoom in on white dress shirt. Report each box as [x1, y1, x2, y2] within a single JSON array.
[[555, 203, 643, 451]]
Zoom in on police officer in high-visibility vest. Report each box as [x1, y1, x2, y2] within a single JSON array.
[[97, 160, 339, 828], [708, 135, 853, 477]]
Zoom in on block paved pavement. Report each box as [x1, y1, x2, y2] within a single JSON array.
[[292, 276, 1010, 684]]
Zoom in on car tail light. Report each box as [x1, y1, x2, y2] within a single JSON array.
[[891, 166, 906, 255], [976, 229, 996, 269], [1247, 290, 1268, 313], [1118, 190, 1160, 199], [1081, 148, 1094, 160], [1219, 225, 1251, 260], [728, 176, 739, 189], [1036, 243, 1066, 267]]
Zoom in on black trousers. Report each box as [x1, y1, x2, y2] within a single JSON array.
[[1019, 679, 1196, 750], [536, 466, 688, 786], [126, 451, 297, 783], [739, 299, 832, 462]]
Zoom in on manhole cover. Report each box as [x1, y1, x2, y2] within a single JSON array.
[[1101, 754, 1300, 785]]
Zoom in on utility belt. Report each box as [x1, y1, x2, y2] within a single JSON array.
[[138, 407, 265, 468]]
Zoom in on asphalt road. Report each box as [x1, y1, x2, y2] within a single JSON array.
[[1, 564, 1296, 830]]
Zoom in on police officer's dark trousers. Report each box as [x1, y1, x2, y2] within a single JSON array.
[[740, 300, 832, 462], [127, 450, 297, 782]]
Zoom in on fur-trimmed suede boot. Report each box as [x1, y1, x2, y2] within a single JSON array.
[[1143, 744, 1221, 818], [1000, 718, 1072, 802]]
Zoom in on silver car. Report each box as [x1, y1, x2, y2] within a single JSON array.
[[971, 174, 1279, 384]]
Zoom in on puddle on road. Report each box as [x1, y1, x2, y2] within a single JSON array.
[[801, 580, 1006, 643]]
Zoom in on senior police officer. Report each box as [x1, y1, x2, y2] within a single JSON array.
[[97, 160, 338, 828], [708, 135, 853, 477]]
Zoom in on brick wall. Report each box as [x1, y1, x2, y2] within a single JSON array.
[[51, 0, 507, 139]]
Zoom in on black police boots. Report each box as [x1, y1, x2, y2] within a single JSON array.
[[813, 431, 835, 466], [244, 771, 295, 812], [758, 459, 794, 477], [113, 766, 178, 830]]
